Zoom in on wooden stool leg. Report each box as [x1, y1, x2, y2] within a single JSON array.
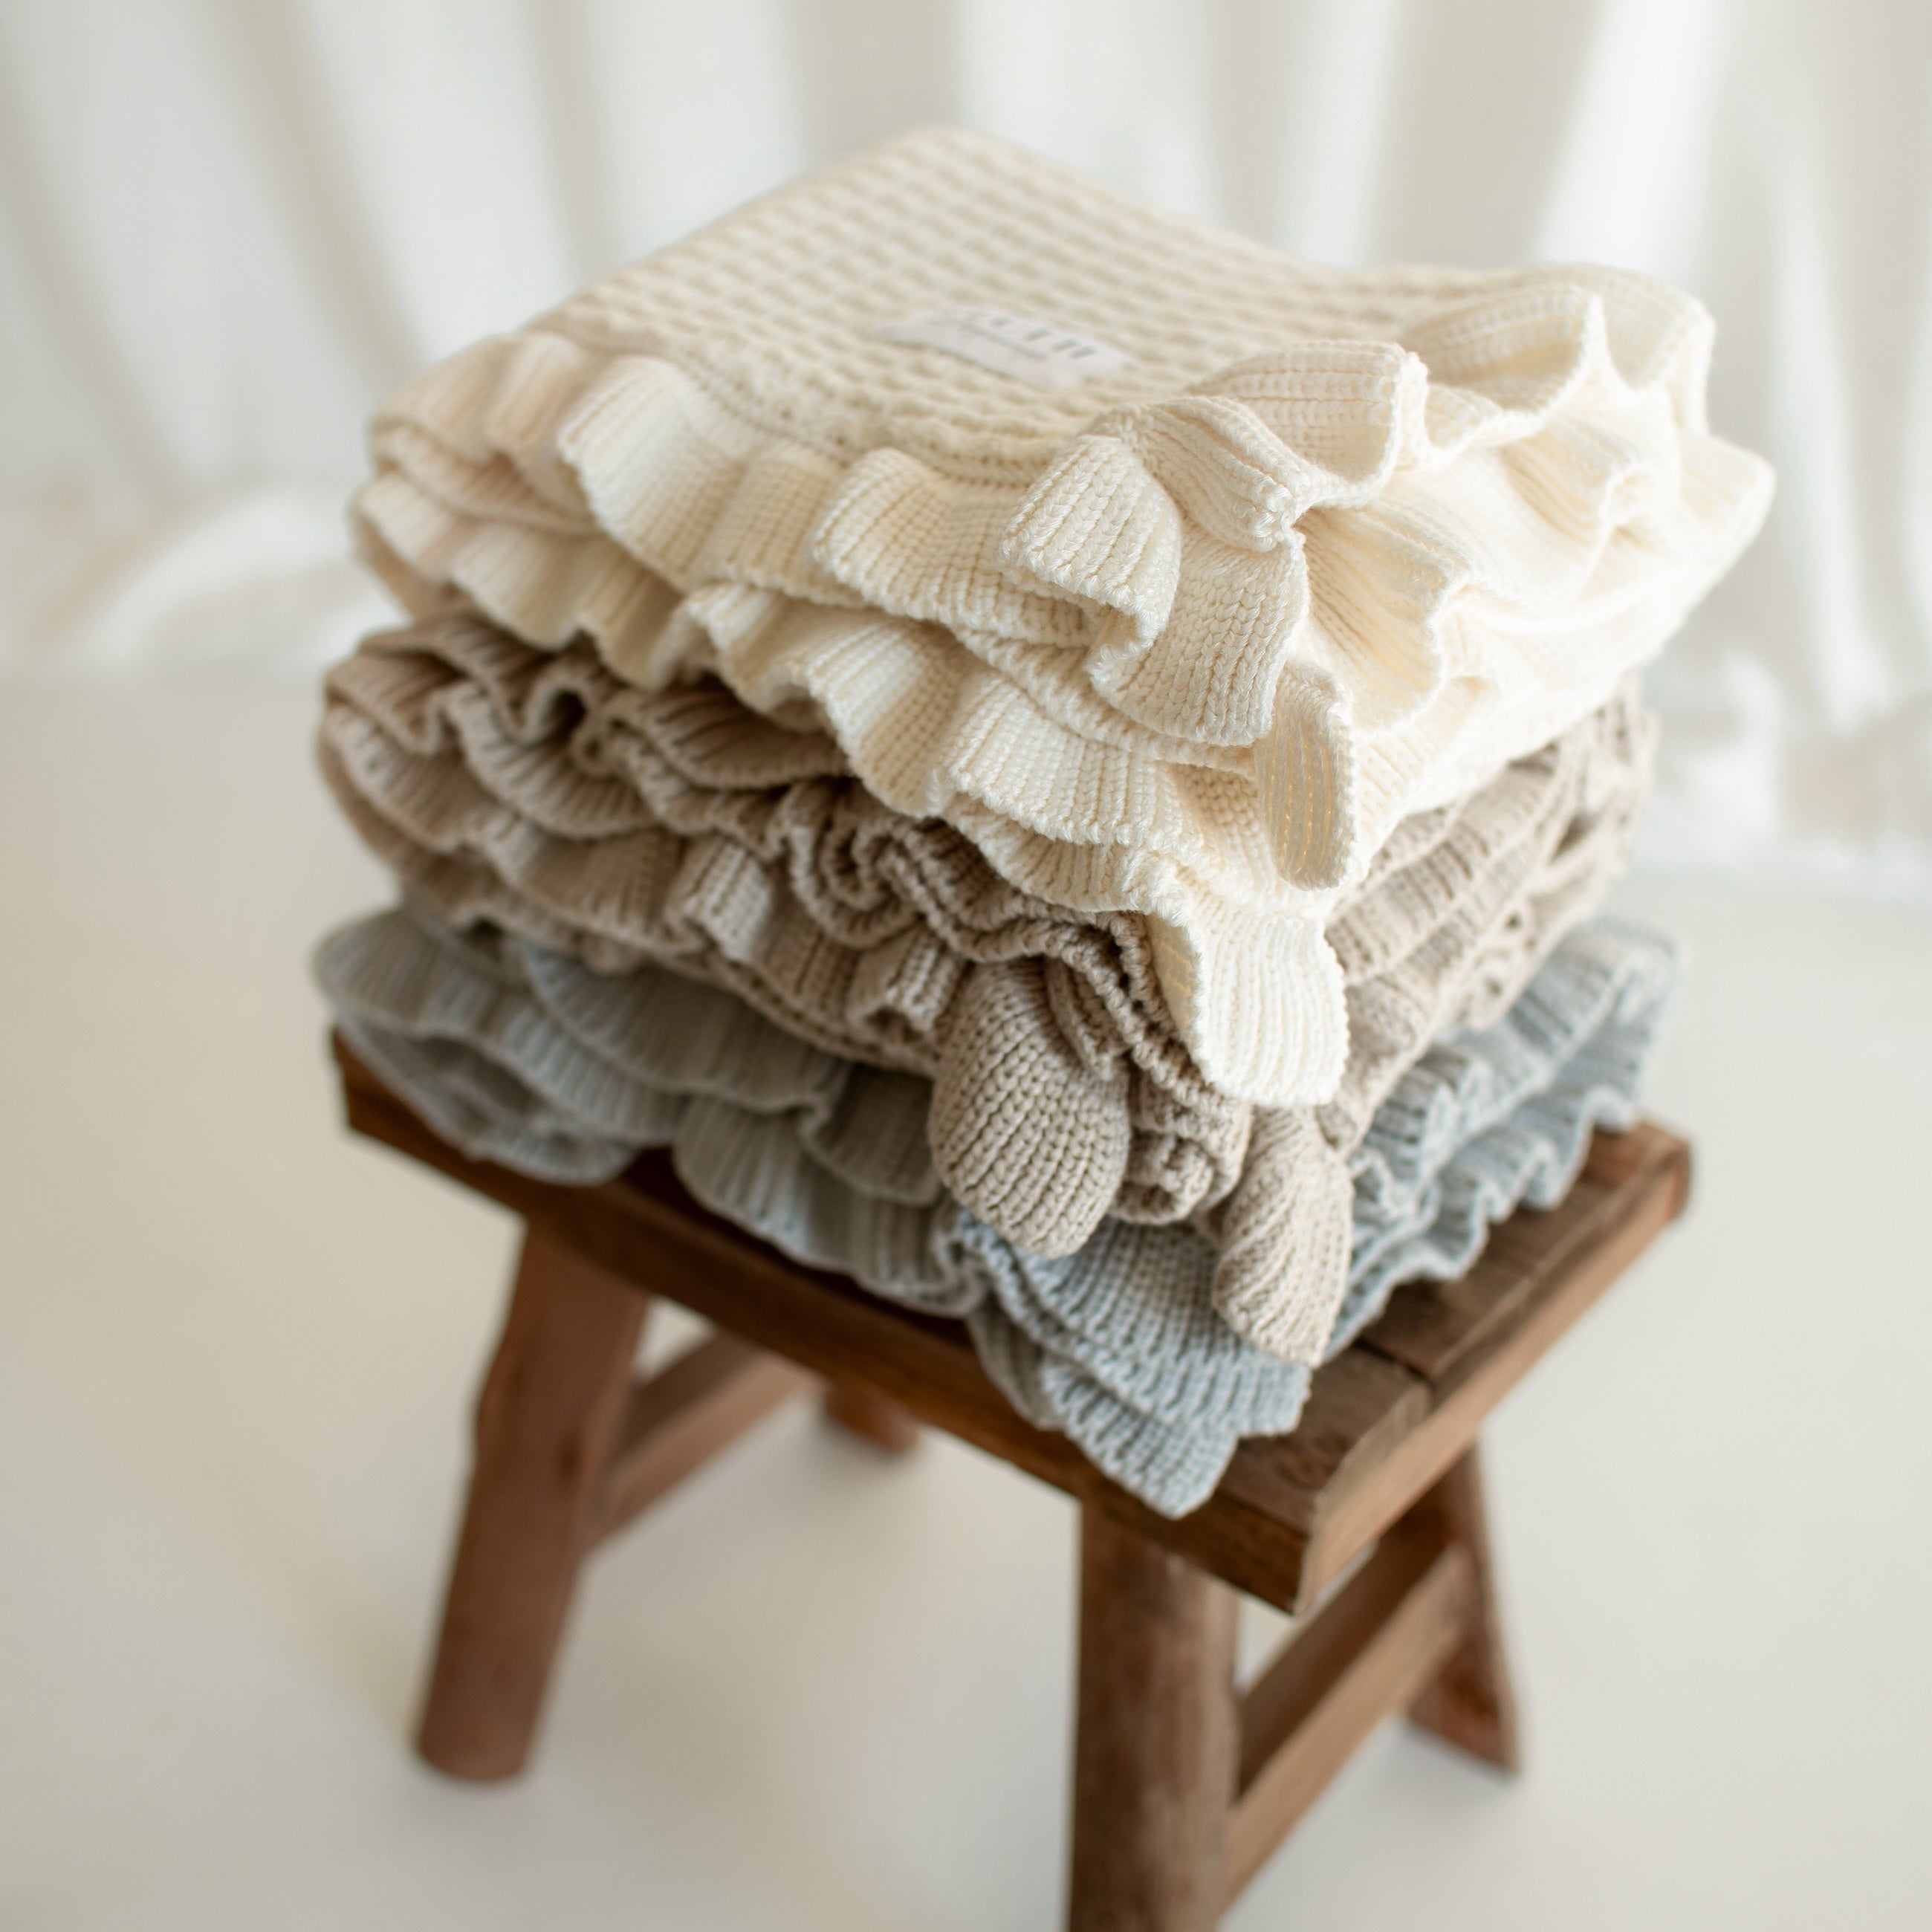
[[1407, 1443, 1521, 1771], [416, 1225, 648, 1781], [821, 1382, 921, 1455], [1069, 1506, 1239, 1932]]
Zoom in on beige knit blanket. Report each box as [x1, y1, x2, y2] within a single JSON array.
[[320, 614, 1650, 1356], [353, 126, 1766, 1109]]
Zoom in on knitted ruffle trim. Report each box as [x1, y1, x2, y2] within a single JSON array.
[[317, 614, 1649, 1282], [317, 905, 1673, 1515], [349, 132, 1763, 1094], [357, 256, 1765, 820], [354, 325, 1755, 1093], [1332, 918, 1678, 1350], [320, 617, 1250, 1244], [354, 158, 1766, 853]]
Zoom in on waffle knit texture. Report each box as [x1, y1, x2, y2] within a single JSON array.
[[317, 907, 1675, 1515], [318, 611, 1650, 1339], [352, 126, 1768, 1104]]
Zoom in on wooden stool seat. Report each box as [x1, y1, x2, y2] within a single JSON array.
[[333, 1034, 1690, 1929]]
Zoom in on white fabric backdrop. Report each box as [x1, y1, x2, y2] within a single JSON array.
[[2, 0, 1928, 886]]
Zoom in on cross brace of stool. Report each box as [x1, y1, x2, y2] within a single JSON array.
[[333, 1037, 1690, 1929]]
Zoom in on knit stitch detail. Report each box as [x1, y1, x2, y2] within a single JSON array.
[[318, 614, 1650, 1282], [316, 907, 1674, 1514], [351, 129, 1769, 1093]]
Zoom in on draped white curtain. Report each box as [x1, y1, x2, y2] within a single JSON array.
[[3, 0, 1928, 886]]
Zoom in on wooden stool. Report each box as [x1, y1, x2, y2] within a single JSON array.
[[334, 1037, 1690, 1929]]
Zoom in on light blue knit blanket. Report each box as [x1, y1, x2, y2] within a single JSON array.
[[318, 907, 1676, 1516]]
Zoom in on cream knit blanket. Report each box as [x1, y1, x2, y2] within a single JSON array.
[[319, 614, 1650, 1349], [318, 907, 1675, 1514], [353, 126, 1767, 1106]]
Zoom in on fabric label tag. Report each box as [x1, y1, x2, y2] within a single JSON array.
[[872, 307, 1132, 390]]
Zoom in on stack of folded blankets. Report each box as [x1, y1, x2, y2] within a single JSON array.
[[314, 130, 1771, 1516]]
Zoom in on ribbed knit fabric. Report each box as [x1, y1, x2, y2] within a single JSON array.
[[1335, 918, 1679, 1353], [1210, 683, 1654, 1358], [975, 917, 1678, 1507], [319, 611, 1650, 1297], [317, 905, 1674, 1514], [352, 126, 1768, 1100]]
